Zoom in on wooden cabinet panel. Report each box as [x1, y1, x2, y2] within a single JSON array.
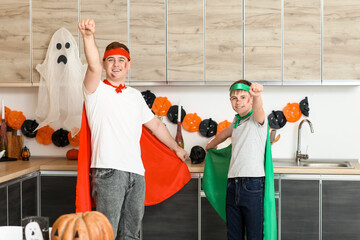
[[0, 0, 30, 84], [130, 0, 165, 83], [205, 0, 242, 82], [81, 0, 128, 82], [168, 0, 203, 82], [322, 180, 360, 240], [283, 0, 321, 82], [244, 0, 281, 82], [323, 0, 360, 81], [32, 0, 78, 83]]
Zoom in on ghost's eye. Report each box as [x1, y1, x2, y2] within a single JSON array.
[[56, 43, 62, 50], [65, 42, 70, 49]]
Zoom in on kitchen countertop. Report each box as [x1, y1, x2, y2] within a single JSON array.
[[1, 157, 360, 184]]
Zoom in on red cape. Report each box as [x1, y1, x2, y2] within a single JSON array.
[[76, 105, 191, 212]]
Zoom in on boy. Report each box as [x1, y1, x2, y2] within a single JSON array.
[[206, 80, 267, 240], [78, 19, 188, 239]]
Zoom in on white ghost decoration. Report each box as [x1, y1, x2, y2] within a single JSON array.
[[25, 222, 44, 240], [35, 27, 87, 137]]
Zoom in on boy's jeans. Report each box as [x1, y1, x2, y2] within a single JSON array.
[[226, 177, 265, 240], [91, 168, 145, 240]]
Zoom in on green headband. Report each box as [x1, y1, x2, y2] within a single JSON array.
[[230, 83, 250, 92]]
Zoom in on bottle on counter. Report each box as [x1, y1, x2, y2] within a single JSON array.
[[175, 105, 184, 149], [0, 99, 8, 158]]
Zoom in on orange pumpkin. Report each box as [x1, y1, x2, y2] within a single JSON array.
[[7, 110, 26, 130], [182, 113, 202, 132], [36, 125, 55, 145], [68, 131, 80, 147], [217, 120, 231, 135], [283, 103, 302, 122], [51, 211, 114, 240], [66, 149, 79, 160], [151, 97, 172, 116]]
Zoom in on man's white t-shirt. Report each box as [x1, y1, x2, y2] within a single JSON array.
[[84, 81, 154, 176]]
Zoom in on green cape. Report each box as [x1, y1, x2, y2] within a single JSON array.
[[202, 128, 277, 240]]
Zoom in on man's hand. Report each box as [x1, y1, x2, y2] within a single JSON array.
[[78, 19, 96, 37], [249, 83, 263, 97], [174, 147, 188, 162]]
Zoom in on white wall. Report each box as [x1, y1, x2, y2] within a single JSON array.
[[1, 85, 359, 162]]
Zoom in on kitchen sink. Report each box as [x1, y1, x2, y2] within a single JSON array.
[[273, 159, 354, 169]]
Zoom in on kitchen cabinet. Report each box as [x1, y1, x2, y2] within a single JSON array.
[[32, 0, 78, 84], [167, 0, 203, 82], [0, 0, 31, 85], [130, 0, 166, 83], [80, 0, 128, 81], [201, 196, 227, 239], [323, 0, 360, 83], [205, 0, 242, 82], [322, 179, 360, 240], [142, 178, 198, 240], [40, 172, 77, 225], [283, 0, 321, 83], [0, 172, 38, 226], [244, 0, 281, 83], [281, 178, 319, 240]]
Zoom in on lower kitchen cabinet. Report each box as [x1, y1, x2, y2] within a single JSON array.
[[22, 176, 38, 219], [281, 179, 319, 240], [322, 180, 360, 240], [0, 186, 6, 225], [201, 197, 227, 239], [8, 182, 21, 226], [41, 173, 77, 226], [142, 178, 198, 240]]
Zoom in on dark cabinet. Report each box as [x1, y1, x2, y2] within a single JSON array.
[[281, 179, 319, 240], [22, 176, 38, 219], [322, 180, 360, 240], [0, 186, 6, 225], [201, 197, 227, 239], [142, 179, 198, 240], [8, 182, 21, 226], [41, 174, 77, 226]]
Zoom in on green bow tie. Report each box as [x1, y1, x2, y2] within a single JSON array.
[[233, 110, 253, 128]]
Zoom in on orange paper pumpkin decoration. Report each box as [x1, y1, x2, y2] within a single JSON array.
[[51, 211, 114, 240], [68, 131, 80, 147], [66, 149, 79, 160], [217, 120, 231, 135], [36, 125, 55, 145], [4, 106, 11, 123], [283, 103, 302, 123], [7, 110, 26, 130], [151, 97, 172, 116], [182, 113, 202, 132]]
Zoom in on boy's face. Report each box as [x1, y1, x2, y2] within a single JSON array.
[[103, 55, 131, 82], [230, 90, 253, 116]]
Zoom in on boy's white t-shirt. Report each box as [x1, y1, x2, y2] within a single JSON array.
[[228, 114, 267, 178], [84, 81, 154, 176]]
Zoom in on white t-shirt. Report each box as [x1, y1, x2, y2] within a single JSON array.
[[84, 81, 154, 176], [228, 114, 267, 178]]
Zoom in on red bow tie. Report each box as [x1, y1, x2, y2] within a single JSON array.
[[103, 80, 125, 93]]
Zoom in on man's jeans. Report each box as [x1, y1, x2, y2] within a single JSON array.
[[91, 168, 145, 240], [226, 177, 265, 240]]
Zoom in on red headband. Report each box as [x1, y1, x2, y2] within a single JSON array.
[[103, 48, 131, 61]]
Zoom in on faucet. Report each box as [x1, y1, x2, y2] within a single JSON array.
[[296, 119, 314, 166]]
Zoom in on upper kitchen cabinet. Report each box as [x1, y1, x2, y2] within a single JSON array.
[[168, 0, 203, 83], [81, 0, 128, 81], [244, 0, 281, 83], [0, 0, 30, 85], [283, 0, 321, 84], [32, 0, 78, 84], [205, 0, 242, 83], [323, 0, 360, 83], [130, 0, 166, 83]]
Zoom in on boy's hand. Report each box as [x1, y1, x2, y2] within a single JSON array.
[[78, 19, 95, 37], [249, 83, 263, 97], [175, 147, 188, 162]]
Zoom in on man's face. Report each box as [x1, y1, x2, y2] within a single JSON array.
[[230, 90, 253, 116], [103, 55, 130, 81]]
